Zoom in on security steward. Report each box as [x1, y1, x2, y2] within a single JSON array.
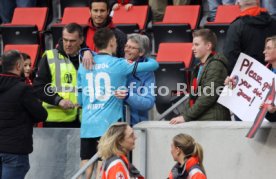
[[33, 23, 84, 127]]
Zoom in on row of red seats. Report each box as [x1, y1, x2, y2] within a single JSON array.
[[0, 5, 240, 74]]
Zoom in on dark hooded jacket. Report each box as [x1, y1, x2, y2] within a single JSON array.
[[182, 53, 231, 121], [266, 111, 276, 122], [33, 40, 79, 106], [224, 8, 276, 73], [266, 64, 276, 122], [0, 73, 47, 154]]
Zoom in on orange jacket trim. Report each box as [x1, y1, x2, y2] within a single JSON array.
[[240, 6, 267, 17], [102, 155, 130, 179]]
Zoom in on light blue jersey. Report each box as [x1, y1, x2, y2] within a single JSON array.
[[78, 54, 158, 138]]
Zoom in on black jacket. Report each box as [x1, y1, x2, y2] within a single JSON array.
[[33, 40, 79, 106], [0, 73, 47, 154], [224, 11, 276, 73], [266, 65, 276, 122], [266, 112, 276, 122]]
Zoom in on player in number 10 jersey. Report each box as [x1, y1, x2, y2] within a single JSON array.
[[78, 28, 159, 139]]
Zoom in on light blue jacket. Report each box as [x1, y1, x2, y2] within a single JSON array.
[[125, 57, 156, 126]]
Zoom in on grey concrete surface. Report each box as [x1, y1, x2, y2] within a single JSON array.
[[133, 121, 276, 179], [25, 121, 276, 179], [26, 128, 81, 179]]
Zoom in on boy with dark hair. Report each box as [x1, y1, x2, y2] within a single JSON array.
[[78, 27, 158, 178], [170, 29, 231, 124]]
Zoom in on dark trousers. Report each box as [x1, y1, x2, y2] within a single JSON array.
[[0, 153, 30, 179]]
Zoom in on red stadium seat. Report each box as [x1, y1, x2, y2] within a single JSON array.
[[156, 43, 193, 68], [204, 5, 241, 52], [60, 0, 90, 17], [112, 5, 150, 34], [60, 7, 90, 25], [212, 5, 240, 24], [10, 7, 48, 31], [4, 44, 40, 68], [152, 5, 200, 52], [0, 8, 48, 51], [50, 7, 90, 47], [155, 43, 193, 116], [162, 5, 201, 30]]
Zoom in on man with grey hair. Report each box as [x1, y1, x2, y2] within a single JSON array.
[[224, 0, 276, 73], [115, 33, 156, 126]]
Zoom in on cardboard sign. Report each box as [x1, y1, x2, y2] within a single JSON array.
[[218, 53, 276, 122]]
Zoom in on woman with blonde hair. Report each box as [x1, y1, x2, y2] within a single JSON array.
[[168, 133, 206, 179], [98, 122, 143, 179]]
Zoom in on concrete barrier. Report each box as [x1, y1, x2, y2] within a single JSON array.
[[25, 121, 276, 179], [26, 128, 80, 179], [133, 121, 276, 179]]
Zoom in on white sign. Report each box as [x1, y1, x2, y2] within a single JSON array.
[[218, 53, 276, 121]]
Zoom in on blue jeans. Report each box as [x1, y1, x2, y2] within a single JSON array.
[[0, 153, 30, 179], [261, 0, 276, 19], [207, 0, 236, 21], [0, 0, 36, 23]]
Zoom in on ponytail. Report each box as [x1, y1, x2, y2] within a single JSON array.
[[193, 142, 205, 174]]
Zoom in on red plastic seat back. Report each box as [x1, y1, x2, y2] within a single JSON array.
[[61, 7, 90, 25], [214, 5, 240, 23], [156, 43, 193, 68], [11, 7, 48, 31], [162, 5, 200, 30], [4, 44, 40, 68], [113, 5, 149, 30]]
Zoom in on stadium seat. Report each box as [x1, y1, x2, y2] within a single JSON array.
[[155, 43, 193, 118], [10, 7, 48, 31], [4, 44, 40, 68], [0, 25, 40, 45], [50, 7, 90, 47], [152, 5, 200, 52], [60, 0, 90, 17], [112, 5, 150, 34], [156, 43, 193, 68], [155, 62, 186, 117], [0, 7, 48, 47], [204, 5, 240, 52], [212, 5, 240, 24], [204, 24, 229, 53]]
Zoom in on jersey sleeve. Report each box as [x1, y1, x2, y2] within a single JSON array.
[[118, 57, 159, 75]]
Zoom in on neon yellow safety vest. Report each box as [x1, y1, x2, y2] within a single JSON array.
[[42, 49, 78, 122]]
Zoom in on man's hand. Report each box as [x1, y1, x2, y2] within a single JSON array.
[[169, 116, 185, 124], [114, 90, 128, 99], [261, 102, 276, 113], [82, 50, 94, 70], [112, 3, 120, 10], [124, 4, 133, 11], [59, 99, 75, 110]]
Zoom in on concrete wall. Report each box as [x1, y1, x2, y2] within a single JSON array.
[[26, 128, 81, 179], [133, 121, 276, 179], [25, 121, 276, 179]]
